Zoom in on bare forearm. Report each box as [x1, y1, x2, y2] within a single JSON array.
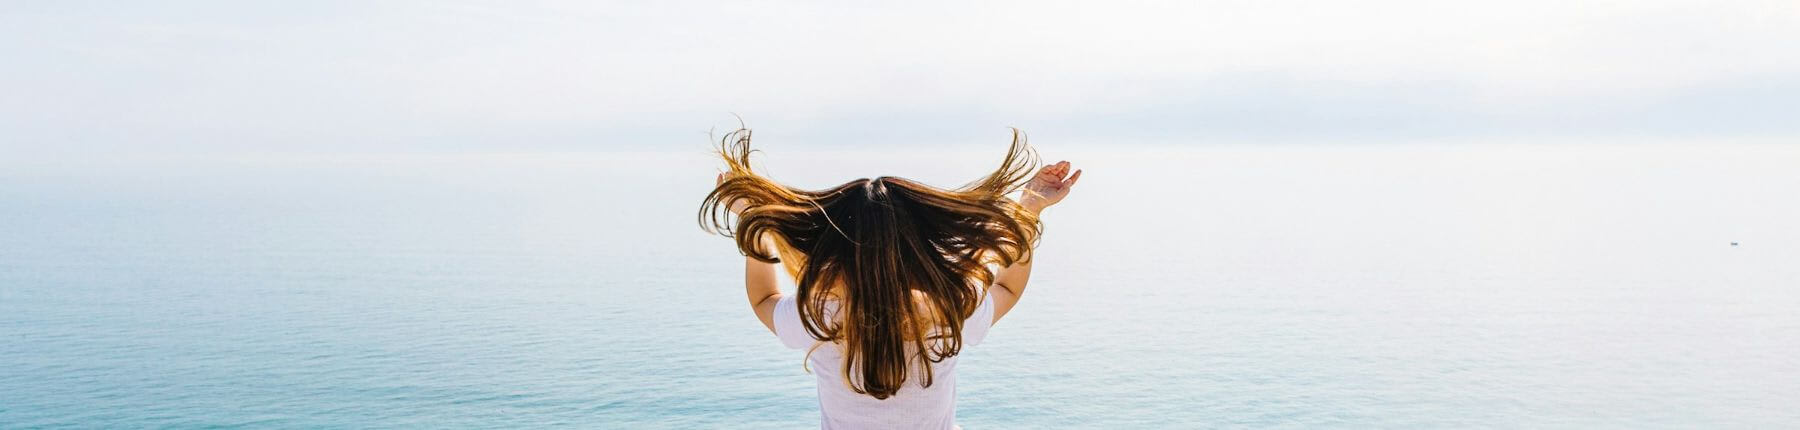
[[989, 205, 1042, 321]]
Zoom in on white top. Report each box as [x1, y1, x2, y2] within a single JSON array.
[[774, 293, 996, 430]]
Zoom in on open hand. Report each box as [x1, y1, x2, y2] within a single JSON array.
[[716, 172, 750, 215], [1018, 161, 1082, 213]]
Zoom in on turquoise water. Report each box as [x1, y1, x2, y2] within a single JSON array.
[[3, 145, 1798, 428]]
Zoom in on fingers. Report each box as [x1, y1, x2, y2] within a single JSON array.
[[1039, 161, 1071, 181], [1064, 169, 1082, 187]]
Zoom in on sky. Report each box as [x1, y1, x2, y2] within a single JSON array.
[[3, 0, 1797, 155]]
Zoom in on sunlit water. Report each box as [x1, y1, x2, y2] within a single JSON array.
[[3, 143, 1797, 428]]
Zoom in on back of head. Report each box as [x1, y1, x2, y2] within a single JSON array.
[[700, 128, 1042, 399]]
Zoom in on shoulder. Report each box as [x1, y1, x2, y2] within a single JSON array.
[[774, 295, 827, 349], [962, 292, 997, 346]]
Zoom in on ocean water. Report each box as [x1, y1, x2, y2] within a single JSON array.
[[2, 143, 1797, 428]]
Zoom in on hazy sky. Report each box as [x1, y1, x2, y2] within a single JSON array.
[[3, 1, 1797, 154]]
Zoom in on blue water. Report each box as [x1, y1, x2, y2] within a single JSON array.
[[3, 145, 1798, 428]]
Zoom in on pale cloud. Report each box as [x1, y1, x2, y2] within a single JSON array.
[[2, 0, 1796, 153]]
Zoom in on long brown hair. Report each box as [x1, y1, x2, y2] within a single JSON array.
[[699, 127, 1042, 399]]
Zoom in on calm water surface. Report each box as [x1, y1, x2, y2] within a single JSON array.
[[3, 144, 1797, 428]]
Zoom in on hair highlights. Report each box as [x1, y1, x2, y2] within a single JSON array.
[[699, 128, 1042, 399]]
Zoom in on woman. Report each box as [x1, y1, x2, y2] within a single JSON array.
[[700, 128, 1081, 429]]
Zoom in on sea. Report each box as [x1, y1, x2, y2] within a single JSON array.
[[2, 142, 1796, 428]]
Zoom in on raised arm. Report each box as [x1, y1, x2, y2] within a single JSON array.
[[719, 173, 784, 334], [989, 161, 1081, 324], [744, 250, 783, 334]]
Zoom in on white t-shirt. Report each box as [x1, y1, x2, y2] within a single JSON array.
[[774, 293, 996, 430]]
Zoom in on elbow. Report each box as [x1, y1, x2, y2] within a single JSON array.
[[993, 281, 1022, 297], [753, 292, 782, 308]]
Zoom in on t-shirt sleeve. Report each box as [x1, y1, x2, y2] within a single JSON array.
[[962, 292, 998, 347], [772, 295, 816, 350]]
